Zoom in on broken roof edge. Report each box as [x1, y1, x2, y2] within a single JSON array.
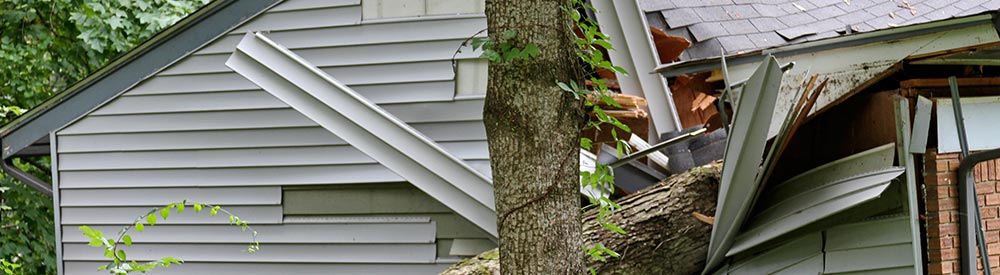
[[0, 0, 283, 159], [656, 13, 997, 78], [227, 32, 498, 239]]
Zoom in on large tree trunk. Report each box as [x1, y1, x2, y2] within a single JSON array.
[[442, 164, 721, 275], [483, 0, 586, 274]]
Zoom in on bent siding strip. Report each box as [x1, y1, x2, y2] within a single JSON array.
[[226, 32, 497, 237]]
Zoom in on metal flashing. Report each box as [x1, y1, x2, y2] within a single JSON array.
[[892, 95, 926, 274], [703, 55, 784, 274], [936, 95, 1000, 153], [226, 32, 497, 238], [657, 14, 995, 77], [728, 167, 904, 256], [909, 96, 933, 154], [0, 0, 282, 159]]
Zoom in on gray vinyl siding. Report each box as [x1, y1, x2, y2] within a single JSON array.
[[719, 216, 915, 275], [54, 1, 491, 274]]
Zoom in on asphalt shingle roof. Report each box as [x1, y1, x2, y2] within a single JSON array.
[[640, 0, 1000, 61]]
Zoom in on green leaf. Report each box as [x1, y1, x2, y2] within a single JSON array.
[[159, 207, 170, 220], [122, 235, 132, 247], [177, 203, 185, 214], [116, 250, 127, 261], [146, 214, 157, 226], [210, 206, 221, 216], [580, 137, 593, 150], [193, 203, 203, 212], [135, 222, 145, 232]]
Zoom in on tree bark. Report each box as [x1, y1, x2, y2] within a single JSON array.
[[441, 163, 721, 275], [483, 1, 586, 274]]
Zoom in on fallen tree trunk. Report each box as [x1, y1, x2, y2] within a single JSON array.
[[441, 163, 721, 275]]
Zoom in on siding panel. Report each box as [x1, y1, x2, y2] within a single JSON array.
[[125, 80, 455, 104], [824, 243, 914, 273], [60, 206, 283, 225], [62, 243, 436, 263], [57, 123, 485, 152], [198, 16, 485, 54], [129, 61, 453, 94], [58, 165, 403, 189], [166, 39, 477, 75], [62, 222, 435, 244], [268, 0, 360, 12], [63, 262, 452, 275], [232, 6, 362, 33], [283, 184, 453, 214], [58, 142, 487, 170], [62, 106, 482, 134], [60, 186, 280, 206]]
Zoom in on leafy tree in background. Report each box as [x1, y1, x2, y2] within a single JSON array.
[[0, 1, 208, 274]]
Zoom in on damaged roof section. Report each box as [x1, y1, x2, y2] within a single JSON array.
[[641, 0, 998, 61]]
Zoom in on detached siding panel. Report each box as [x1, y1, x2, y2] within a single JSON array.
[[56, 3, 488, 275]]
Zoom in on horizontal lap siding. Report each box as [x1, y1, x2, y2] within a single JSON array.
[[63, 262, 455, 275], [824, 217, 915, 274], [57, 1, 487, 274]]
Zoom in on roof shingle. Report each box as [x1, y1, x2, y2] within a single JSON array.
[[642, 0, 1000, 61]]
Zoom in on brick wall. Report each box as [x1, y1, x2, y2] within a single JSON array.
[[925, 149, 1000, 274]]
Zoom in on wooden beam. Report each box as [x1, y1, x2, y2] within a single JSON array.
[[900, 77, 1000, 89]]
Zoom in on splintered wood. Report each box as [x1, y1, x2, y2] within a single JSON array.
[[582, 93, 651, 151]]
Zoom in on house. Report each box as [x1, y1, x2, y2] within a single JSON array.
[[7, 0, 1000, 274], [641, 0, 1000, 274]]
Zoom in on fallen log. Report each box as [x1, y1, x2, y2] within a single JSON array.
[[441, 163, 721, 275]]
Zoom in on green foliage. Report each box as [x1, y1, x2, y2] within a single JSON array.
[[1, 258, 24, 275], [470, 30, 540, 63], [79, 201, 258, 274], [0, 0, 208, 123], [0, 166, 55, 275]]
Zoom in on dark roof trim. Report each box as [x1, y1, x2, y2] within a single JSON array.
[[0, 0, 281, 159], [657, 13, 997, 77]]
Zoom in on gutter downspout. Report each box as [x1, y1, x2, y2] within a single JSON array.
[[948, 77, 991, 275], [0, 140, 53, 197], [957, 147, 1000, 274]]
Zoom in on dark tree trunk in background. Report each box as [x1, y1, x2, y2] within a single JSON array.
[[483, 0, 586, 274]]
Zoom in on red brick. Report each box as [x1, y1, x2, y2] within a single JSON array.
[[989, 195, 1000, 206], [933, 248, 960, 260], [930, 261, 954, 275], [980, 183, 997, 194], [939, 153, 961, 159], [929, 186, 954, 200], [990, 242, 1000, 255], [930, 223, 961, 236], [938, 160, 951, 173], [988, 220, 1000, 231], [930, 237, 956, 249], [928, 173, 945, 186], [989, 232, 1000, 247], [984, 207, 999, 219]]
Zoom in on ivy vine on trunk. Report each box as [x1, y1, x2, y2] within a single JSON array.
[[480, 1, 632, 274]]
